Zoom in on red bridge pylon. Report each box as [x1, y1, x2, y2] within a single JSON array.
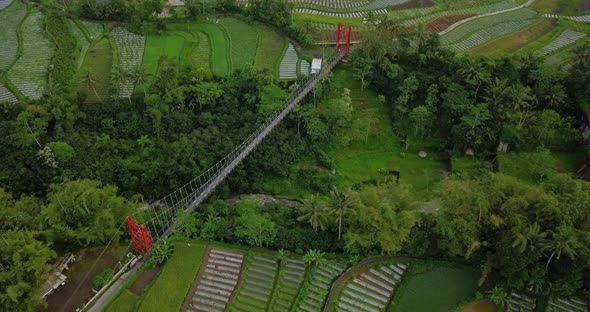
[[126, 216, 153, 255], [336, 22, 353, 59]]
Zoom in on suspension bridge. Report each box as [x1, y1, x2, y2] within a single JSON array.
[[82, 25, 354, 311]]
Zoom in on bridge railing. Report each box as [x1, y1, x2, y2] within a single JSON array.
[[141, 50, 344, 238]]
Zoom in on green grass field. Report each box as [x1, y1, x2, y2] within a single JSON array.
[[106, 290, 139, 312], [263, 66, 443, 199], [75, 38, 112, 104], [137, 242, 207, 312], [220, 18, 259, 70], [389, 262, 479, 312], [254, 24, 287, 75]]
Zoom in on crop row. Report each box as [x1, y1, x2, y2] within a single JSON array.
[[0, 0, 26, 71], [399, 0, 518, 26], [440, 8, 537, 45], [112, 27, 145, 98], [534, 29, 587, 57], [0, 82, 17, 104], [46, 14, 78, 92], [7, 10, 55, 100], [445, 19, 535, 51], [0, 0, 13, 10], [219, 18, 258, 70]]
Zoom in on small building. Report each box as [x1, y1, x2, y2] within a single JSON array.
[[311, 58, 322, 75], [40, 254, 75, 299]]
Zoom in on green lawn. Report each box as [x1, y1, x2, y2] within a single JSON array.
[[106, 290, 139, 312], [137, 242, 207, 312], [389, 262, 479, 312], [254, 24, 286, 75], [75, 37, 112, 104], [220, 18, 259, 70]]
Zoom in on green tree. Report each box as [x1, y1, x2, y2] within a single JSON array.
[[81, 69, 103, 104], [541, 226, 580, 269], [303, 249, 325, 267], [408, 105, 433, 136], [235, 200, 277, 247], [327, 187, 357, 240], [258, 84, 288, 117], [150, 236, 175, 265], [298, 195, 329, 232], [0, 230, 56, 311], [42, 179, 131, 248], [488, 287, 510, 312], [175, 210, 198, 239]]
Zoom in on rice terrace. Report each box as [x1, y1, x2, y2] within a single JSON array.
[[0, 0, 590, 312]]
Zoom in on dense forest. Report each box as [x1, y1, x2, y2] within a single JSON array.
[[1, 0, 590, 310]]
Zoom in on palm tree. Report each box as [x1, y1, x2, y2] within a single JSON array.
[[132, 66, 150, 96], [512, 223, 546, 254], [327, 187, 356, 240], [297, 195, 328, 232], [81, 69, 103, 104], [277, 249, 289, 265], [541, 226, 580, 269], [488, 287, 510, 312], [459, 59, 491, 99], [303, 249, 325, 267]]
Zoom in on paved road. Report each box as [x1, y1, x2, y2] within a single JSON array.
[[86, 261, 143, 312]]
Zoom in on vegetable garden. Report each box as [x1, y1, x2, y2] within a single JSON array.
[[0, 0, 26, 71], [112, 27, 146, 98], [7, 9, 55, 100]]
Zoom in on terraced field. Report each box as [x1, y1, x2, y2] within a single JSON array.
[[220, 18, 259, 70], [7, 10, 55, 100], [294, 260, 348, 311], [0, 0, 13, 10], [333, 262, 408, 312], [254, 24, 286, 75], [0, 82, 17, 103], [183, 248, 245, 312], [269, 258, 306, 311], [81, 20, 104, 41], [280, 43, 299, 80], [510, 292, 536, 312], [230, 253, 278, 311], [533, 29, 587, 57], [112, 27, 145, 98], [440, 9, 538, 51], [0, 0, 26, 70], [547, 297, 588, 312]]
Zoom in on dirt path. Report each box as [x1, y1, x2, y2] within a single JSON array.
[[438, 0, 537, 35]]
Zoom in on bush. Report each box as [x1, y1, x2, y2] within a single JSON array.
[[93, 268, 114, 289], [46, 14, 78, 93]]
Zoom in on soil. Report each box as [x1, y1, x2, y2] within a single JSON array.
[[459, 300, 497, 312], [130, 266, 162, 295], [426, 14, 476, 33], [391, 0, 436, 10], [231, 194, 303, 207], [582, 0, 590, 11], [40, 244, 128, 312]]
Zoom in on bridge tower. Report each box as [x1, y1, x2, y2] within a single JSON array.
[[336, 23, 353, 59]]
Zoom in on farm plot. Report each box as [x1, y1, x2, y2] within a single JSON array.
[[219, 18, 258, 70], [230, 253, 278, 311], [70, 21, 90, 69], [510, 292, 536, 312], [280, 43, 299, 80], [0, 82, 17, 103], [399, 0, 519, 27], [547, 297, 588, 312], [294, 8, 388, 18], [0, 0, 13, 10], [300, 59, 310, 76], [543, 14, 590, 22], [470, 19, 556, 56], [269, 258, 306, 312], [533, 29, 587, 57], [0, 0, 26, 71], [426, 14, 476, 32], [288, 0, 370, 11], [543, 44, 581, 69], [334, 262, 408, 312], [183, 248, 245, 312], [254, 24, 286, 75], [440, 9, 538, 45], [194, 22, 230, 76], [76, 38, 112, 104], [7, 10, 55, 100], [112, 27, 145, 98], [80, 20, 104, 41], [446, 19, 536, 51], [295, 260, 348, 311]]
